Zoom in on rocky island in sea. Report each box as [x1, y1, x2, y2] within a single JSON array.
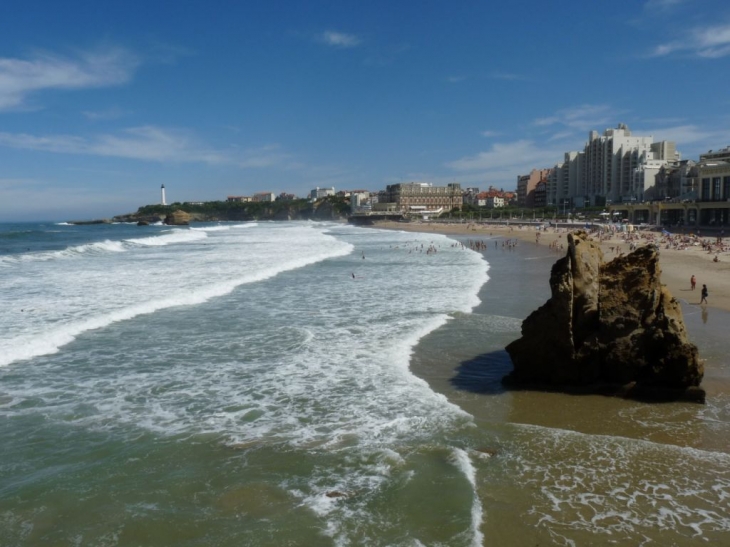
[[504, 231, 705, 402]]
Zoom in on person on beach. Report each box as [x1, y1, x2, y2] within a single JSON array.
[[701, 284, 708, 305], [691, 275, 696, 290]]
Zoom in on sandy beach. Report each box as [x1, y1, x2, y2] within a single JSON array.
[[370, 220, 730, 313]]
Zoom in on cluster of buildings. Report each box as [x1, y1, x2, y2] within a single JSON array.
[[513, 123, 730, 227], [517, 124, 681, 210], [166, 122, 729, 228]]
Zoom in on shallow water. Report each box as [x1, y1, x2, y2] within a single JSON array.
[[1, 221, 728, 546], [412, 235, 730, 545]]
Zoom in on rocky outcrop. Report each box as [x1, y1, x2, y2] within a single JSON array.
[[504, 231, 704, 402], [164, 210, 191, 225]]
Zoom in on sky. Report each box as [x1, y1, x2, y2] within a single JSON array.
[[1, 0, 729, 221]]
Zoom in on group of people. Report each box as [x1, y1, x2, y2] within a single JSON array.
[[690, 274, 709, 305]]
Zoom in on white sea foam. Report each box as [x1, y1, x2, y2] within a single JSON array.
[[0, 222, 492, 544], [124, 229, 207, 246], [451, 448, 485, 547], [0, 224, 354, 368], [0, 239, 126, 265], [501, 423, 730, 542]]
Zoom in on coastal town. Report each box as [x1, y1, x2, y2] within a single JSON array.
[[150, 124, 730, 232]]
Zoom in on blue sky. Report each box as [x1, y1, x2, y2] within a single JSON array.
[[1, 0, 729, 220]]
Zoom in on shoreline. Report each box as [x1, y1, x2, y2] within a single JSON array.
[[367, 220, 730, 314]]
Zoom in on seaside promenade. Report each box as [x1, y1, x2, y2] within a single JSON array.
[[370, 220, 730, 313]]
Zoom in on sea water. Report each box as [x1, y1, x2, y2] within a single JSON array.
[[1, 221, 729, 546]]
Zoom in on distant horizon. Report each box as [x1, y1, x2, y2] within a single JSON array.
[[2, 0, 729, 221]]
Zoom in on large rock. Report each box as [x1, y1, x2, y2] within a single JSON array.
[[164, 210, 191, 225], [504, 231, 704, 402]]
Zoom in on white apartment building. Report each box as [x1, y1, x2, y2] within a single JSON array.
[[310, 187, 335, 200], [556, 124, 678, 206], [350, 191, 371, 212]]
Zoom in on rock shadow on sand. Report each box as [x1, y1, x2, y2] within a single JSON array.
[[450, 350, 513, 395]]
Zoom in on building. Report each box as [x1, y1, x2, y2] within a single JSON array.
[[547, 152, 581, 209], [608, 147, 730, 228], [653, 160, 697, 200], [252, 192, 276, 202], [697, 159, 730, 225], [577, 124, 678, 205], [310, 187, 335, 200], [227, 195, 252, 203], [485, 195, 505, 208], [350, 191, 372, 212], [384, 182, 463, 212], [533, 180, 548, 208], [516, 169, 551, 207], [700, 146, 730, 163]]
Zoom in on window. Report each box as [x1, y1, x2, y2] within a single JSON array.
[[713, 177, 722, 200]]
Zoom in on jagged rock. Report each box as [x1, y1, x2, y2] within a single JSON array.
[[164, 210, 191, 225], [504, 231, 704, 402]]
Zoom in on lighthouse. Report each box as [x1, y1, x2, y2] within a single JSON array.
[[161, 184, 167, 206]]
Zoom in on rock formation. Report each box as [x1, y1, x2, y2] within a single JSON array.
[[164, 210, 191, 225], [504, 231, 704, 402]]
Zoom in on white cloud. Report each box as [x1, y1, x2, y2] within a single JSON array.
[[650, 23, 730, 58], [447, 75, 467, 83], [636, 123, 730, 155], [481, 130, 500, 138], [82, 106, 129, 121], [644, 0, 688, 10], [490, 72, 528, 81], [318, 31, 361, 48], [0, 126, 292, 168], [446, 139, 565, 173], [0, 47, 139, 110], [534, 104, 618, 133]]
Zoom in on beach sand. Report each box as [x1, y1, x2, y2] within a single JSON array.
[[369, 220, 730, 313]]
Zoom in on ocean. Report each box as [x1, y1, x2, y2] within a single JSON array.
[[0, 220, 728, 546]]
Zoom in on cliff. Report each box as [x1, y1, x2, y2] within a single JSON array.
[[504, 231, 704, 402]]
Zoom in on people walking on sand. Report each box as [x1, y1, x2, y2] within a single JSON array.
[[700, 284, 708, 305], [691, 275, 696, 290]]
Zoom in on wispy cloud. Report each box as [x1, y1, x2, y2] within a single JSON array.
[[447, 75, 467, 83], [82, 106, 129, 121], [650, 23, 730, 58], [318, 31, 362, 48], [644, 0, 688, 10], [0, 126, 292, 168], [637, 123, 730, 152], [480, 130, 500, 138], [0, 46, 139, 110], [534, 104, 619, 132], [446, 139, 565, 173], [490, 72, 528, 81]]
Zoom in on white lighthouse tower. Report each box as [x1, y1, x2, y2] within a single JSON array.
[[161, 184, 167, 206]]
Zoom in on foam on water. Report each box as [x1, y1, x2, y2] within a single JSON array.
[[124, 228, 208, 246], [451, 448, 485, 547], [1, 223, 492, 545], [0, 238, 128, 264], [0, 223, 354, 367], [496, 423, 730, 545]]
